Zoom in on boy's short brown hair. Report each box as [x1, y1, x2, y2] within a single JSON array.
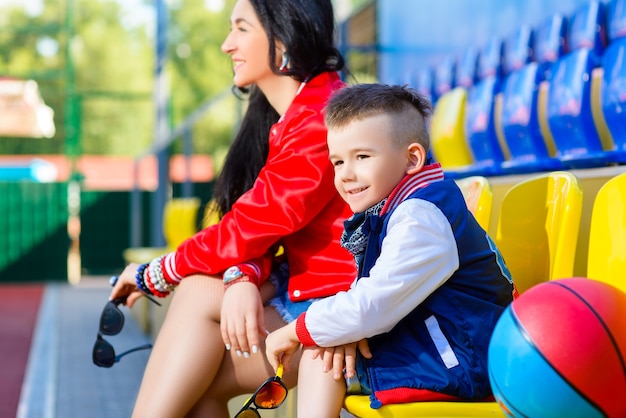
[[324, 84, 433, 150]]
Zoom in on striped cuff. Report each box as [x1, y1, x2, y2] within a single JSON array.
[[237, 262, 262, 287], [162, 252, 182, 284]]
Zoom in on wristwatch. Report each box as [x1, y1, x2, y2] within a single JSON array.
[[223, 266, 244, 285]]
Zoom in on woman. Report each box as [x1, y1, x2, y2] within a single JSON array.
[[110, 0, 356, 416]]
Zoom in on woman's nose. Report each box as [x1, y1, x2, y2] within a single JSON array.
[[221, 33, 234, 54]]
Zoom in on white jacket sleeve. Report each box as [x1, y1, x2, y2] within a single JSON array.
[[303, 198, 460, 347]]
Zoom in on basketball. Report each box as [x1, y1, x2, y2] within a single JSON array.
[[488, 277, 626, 417]]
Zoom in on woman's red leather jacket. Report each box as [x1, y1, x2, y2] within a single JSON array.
[[161, 71, 356, 301]]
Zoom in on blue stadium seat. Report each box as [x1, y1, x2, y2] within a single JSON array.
[[497, 23, 566, 174], [477, 37, 504, 81], [456, 47, 479, 88], [502, 24, 534, 76], [500, 62, 564, 173], [464, 75, 506, 175], [438, 38, 508, 179], [495, 13, 568, 174], [415, 66, 435, 103], [433, 56, 457, 102], [569, 0, 607, 56], [454, 26, 548, 176], [607, 0, 626, 41], [441, 75, 506, 179], [534, 14, 568, 80], [600, 0, 626, 159], [546, 0, 613, 168]]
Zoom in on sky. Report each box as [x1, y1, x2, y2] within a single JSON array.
[[0, 0, 44, 16], [0, 0, 228, 34], [0, 0, 225, 15]]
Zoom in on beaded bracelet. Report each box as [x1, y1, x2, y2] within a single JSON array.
[[148, 258, 164, 293], [150, 256, 176, 293], [135, 263, 150, 294], [144, 267, 169, 298]]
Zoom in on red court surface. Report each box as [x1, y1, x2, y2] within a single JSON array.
[[0, 284, 44, 418]]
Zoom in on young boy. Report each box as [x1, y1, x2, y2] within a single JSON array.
[[265, 84, 514, 417]]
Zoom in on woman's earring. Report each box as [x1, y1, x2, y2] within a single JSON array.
[[279, 52, 289, 71]]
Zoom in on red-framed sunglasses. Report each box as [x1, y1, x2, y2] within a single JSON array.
[[235, 363, 288, 417]]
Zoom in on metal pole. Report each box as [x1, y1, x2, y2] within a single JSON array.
[[151, 0, 170, 247], [64, 0, 83, 284], [183, 128, 193, 198], [130, 159, 142, 248]]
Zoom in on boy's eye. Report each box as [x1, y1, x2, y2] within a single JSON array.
[[332, 160, 343, 167], [356, 154, 369, 160]]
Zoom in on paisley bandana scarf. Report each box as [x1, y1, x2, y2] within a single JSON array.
[[340, 199, 387, 263]]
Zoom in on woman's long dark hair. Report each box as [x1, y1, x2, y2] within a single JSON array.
[[211, 0, 345, 217]]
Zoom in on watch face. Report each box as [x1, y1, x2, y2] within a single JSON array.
[[223, 266, 243, 283]]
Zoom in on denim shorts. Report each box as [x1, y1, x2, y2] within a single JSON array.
[[266, 261, 319, 323], [348, 353, 372, 395]]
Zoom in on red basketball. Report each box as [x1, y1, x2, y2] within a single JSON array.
[[488, 277, 626, 417]]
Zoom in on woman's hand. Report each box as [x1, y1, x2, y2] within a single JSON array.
[[110, 263, 144, 308], [265, 321, 300, 372], [220, 281, 267, 358]]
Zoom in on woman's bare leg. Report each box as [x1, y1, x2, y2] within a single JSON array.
[[187, 305, 301, 417], [132, 274, 266, 418], [131, 275, 289, 417], [296, 346, 346, 418]]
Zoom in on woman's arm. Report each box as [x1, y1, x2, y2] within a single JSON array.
[[165, 111, 337, 283]]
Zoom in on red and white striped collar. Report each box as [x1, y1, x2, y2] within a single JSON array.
[[381, 163, 444, 215]]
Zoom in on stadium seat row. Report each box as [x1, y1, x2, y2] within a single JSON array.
[[422, 0, 626, 178]]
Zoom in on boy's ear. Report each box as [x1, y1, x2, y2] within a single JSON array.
[[406, 143, 427, 175]]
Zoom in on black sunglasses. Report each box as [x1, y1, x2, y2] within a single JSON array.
[[92, 296, 159, 368], [235, 363, 288, 417]]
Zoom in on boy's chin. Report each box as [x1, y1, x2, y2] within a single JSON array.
[[348, 203, 368, 213]]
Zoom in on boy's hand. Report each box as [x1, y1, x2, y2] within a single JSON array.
[[265, 321, 300, 372], [312, 339, 372, 380], [356, 339, 372, 359]]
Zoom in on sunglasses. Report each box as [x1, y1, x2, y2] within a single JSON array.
[[92, 295, 160, 368], [235, 363, 288, 417]]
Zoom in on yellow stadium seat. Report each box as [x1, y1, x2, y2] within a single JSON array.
[[587, 172, 626, 292], [201, 199, 221, 228], [456, 176, 492, 231], [495, 171, 583, 294], [343, 397, 505, 418], [589, 67, 615, 153], [343, 171, 583, 417], [123, 197, 201, 264], [536, 80, 558, 157], [430, 87, 473, 169]]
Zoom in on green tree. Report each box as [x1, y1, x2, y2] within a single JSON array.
[[73, 0, 154, 155], [0, 0, 240, 158], [167, 0, 239, 157], [0, 0, 67, 154]]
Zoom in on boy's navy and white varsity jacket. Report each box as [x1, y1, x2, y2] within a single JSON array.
[[295, 163, 515, 408]]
